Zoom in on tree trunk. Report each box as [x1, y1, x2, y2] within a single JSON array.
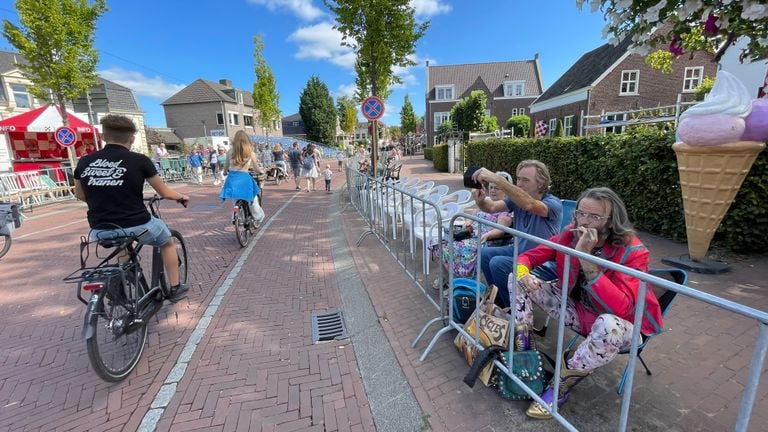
[[57, 97, 77, 168]]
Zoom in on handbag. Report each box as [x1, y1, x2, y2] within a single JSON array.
[[463, 345, 550, 401], [453, 285, 510, 386], [252, 199, 265, 223]]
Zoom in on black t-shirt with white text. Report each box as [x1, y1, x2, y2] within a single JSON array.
[[74, 144, 158, 228]]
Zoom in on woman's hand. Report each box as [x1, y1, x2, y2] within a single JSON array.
[[573, 226, 598, 253], [480, 232, 490, 244]]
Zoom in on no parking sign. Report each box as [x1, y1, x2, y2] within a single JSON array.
[[54, 126, 77, 147]]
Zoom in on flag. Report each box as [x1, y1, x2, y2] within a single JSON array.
[[534, 120, 548, 138]]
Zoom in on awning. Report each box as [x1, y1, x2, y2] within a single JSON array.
[[0, 105, 95, 134]]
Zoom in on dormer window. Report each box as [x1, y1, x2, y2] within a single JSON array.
[[435, 85, 454, 101], [236, 92, 244, 104], [619, 70, 639, 95], [683, 67, 704, 92], [504, 80, 525, 97]]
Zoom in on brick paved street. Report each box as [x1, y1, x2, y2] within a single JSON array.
[[0, 158, 765, 431]]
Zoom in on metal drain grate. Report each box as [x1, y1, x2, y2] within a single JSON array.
[[311, 310, 349, 343]]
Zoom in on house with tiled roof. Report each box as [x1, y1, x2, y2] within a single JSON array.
[[0, 50, 46, 120], [529, 38, 716, 137], [162, 78, 282, 142], [424, 57, 544, 145], [281, 112, 305, 138]]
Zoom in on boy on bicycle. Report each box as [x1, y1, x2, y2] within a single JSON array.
[[73, 114, 190, 302]]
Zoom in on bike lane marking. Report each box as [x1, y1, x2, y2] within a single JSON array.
[[138, 193, 298, 432]]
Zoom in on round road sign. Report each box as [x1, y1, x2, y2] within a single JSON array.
[[361, 96, 384, 121], [54, 126, 77, 147]]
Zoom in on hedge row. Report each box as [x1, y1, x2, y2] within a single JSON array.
[[433, 144, 449, 172], [424, 147, 434, 161], [463, 129, 767, 254]]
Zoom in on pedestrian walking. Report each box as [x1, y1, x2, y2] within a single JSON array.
[[288, 142, 303, 190], [336, 151, 344, 172], [188, 149, 204, 184], [322, 164, 333, 193]]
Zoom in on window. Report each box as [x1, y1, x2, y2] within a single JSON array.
[[563, 115, 574, 137], [236, 92, 244, 104], [228, 112, 239, 125], [434, 112, 451, 131], [435, 85, 454, 101], [0, 84, 6, 102], [619, 70, 639, 95], [292, 121, 299, 127], [504, 80, 525, 97], [11, 84, 30, 108], [244, 115, 253, 127], [683, 67, 704, 92], [216, 113, 224, 125], [548, 118, 557, 137], [511, 108, 526, 116], [604, 113, 626, 134]]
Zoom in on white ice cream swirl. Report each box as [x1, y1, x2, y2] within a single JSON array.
[[680, 70, 753, 119]]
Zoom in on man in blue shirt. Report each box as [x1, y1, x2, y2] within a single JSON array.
[[188, 149, 204, 184], [471, 160, 562, 308]]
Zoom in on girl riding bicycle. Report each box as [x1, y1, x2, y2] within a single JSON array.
[[220, 130, 264, 226]]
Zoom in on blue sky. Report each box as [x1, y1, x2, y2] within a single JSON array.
[[0, 0, 612, 129]]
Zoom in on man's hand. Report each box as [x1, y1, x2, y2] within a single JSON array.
[[470, 167, 497, 186], [471, 188, 486, 202], [573, 226, 598, 253], [177, 194, 190, 208]]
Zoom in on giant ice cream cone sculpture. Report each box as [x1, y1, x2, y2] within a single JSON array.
[[675, 71, 767, 261]]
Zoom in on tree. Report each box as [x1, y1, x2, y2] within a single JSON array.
[[554, 120, 564, 137], [3, 0, 107, 164], [252, 34, 280, 136], [336, 96, 357, 140], [400, 94, 417, 135], [299, 76, 338, 145], [436, 120, 453, 136], [582, 1, 768, 65], [482, 115, 499, 133], [325, 0, 427, 168], [450, 90, 487, 132], [506, 115, 531, 137], [388, 125, 402, 141]]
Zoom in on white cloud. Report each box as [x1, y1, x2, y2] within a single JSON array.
[[288, 21, 356, 69], [248, 0, 324, 21], [335, 83, 357, 99], [409, 0, 452, 19], [98, 67, 185, 100]]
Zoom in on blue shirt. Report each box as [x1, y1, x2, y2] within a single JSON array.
[[503, 193, 562, 253], [188, 154, 203, 168]]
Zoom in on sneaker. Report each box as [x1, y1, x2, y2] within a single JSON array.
[[295, 187, 301, 190], [166, 283, 188, 303]]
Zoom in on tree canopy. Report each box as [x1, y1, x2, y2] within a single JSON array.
[[400, 94, 417, 135], [336, 96, 357, 138], [299, 76, 338, 145], [252, 34, 280, 133], [325, 0, 427, 99], [3, 0, 107, 126], [450, 90, 488, 132], [582, 1, 768, 65]]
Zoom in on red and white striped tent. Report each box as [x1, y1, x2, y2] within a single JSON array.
[[0, 105, 100, 170]]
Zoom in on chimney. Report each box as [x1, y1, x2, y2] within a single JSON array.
[[219, 79, 233, 87], [534, 53, 539, 60]]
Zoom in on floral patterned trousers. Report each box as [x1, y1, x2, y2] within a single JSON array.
[[511, 273, 635, 372]]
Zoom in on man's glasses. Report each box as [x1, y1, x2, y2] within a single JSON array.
[[574, 210, 608, 222]]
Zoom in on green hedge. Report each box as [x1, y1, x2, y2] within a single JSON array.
[[433, 144, 449, 172], [464, 130, 767, 254], [424, 147, 434, 161]]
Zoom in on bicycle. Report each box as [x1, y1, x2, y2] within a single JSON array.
[[63, 196, 188, 382], [0, 202, 21, 259], [232, 171, 264, 248]]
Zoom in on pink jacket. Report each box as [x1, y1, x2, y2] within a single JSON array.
[[519, 227, 663, 336]]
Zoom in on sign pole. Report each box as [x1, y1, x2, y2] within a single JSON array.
[[66, 146, 76, 169], [372, 120, 378, 177]]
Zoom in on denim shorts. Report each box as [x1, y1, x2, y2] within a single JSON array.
[[90, 216, 171, 247]]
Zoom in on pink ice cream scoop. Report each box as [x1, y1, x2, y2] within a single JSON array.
[[742, 98, 768, 142]]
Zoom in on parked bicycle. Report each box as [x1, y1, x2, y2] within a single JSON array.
[[64, 196, 188, 382], [0, 202, 21, 259]]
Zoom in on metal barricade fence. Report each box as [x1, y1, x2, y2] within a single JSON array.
[[344, 165, 456, 344], [0, 166, 76, 211], [417, 212, 767, 432]]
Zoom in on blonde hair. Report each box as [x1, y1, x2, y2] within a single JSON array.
[[273, 143, 283, 152], [230, 130, 253, 167]]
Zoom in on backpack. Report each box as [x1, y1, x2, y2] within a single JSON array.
[[451, 278, 487, 324], [302, 154, 314, 170]]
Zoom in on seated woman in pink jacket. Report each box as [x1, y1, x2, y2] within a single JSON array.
[[512, 187, 662, 420]]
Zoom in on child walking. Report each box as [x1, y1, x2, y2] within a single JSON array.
[[322, 164, 333, 193]]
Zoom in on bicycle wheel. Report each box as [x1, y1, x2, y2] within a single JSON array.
[[234, 201, 249, 247], [86, 279, 148, 382], [0, 234, 10, 259], [169, 230, 188, 286]]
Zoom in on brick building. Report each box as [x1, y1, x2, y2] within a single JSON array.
[[530, 38, 717, 136], [424, 57, 544, 145]]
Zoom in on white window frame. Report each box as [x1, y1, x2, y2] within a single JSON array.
[[518, 108, 525, 115], [11, 84, 30, 108], [236, 92, 244, 104], [216, 112, 224, 125], [683, 66, 704, 92], [619, 70, 639, 95], [563, 115, 574, 137], [244, 114, 253, 127], [504, 80, 525, 97], [604, 113, 627, 134], [228, 112, 239, 125], [435, 85, 454, 101], [548, 118, 557, 137], [434, 112, 451, 131]]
